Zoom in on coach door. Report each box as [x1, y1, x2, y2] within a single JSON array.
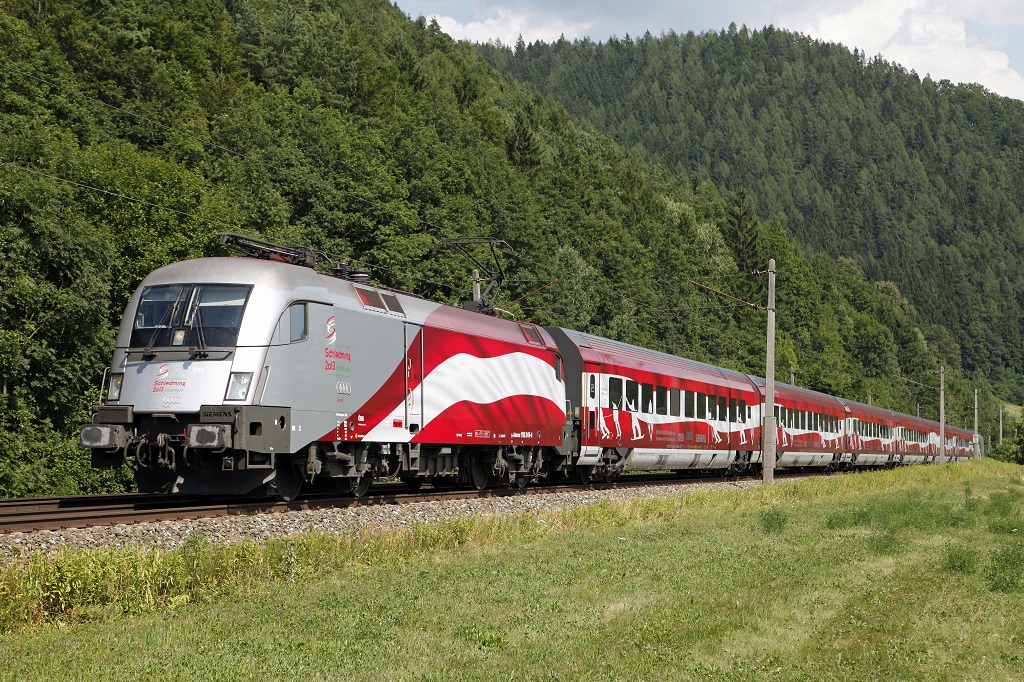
[[404, 323, 423, 434], [580, 363, 603, 457]]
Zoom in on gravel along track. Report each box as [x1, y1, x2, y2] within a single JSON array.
[[0, 478, 774, 560]]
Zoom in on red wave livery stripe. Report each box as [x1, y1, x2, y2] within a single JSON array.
[[411, 395, 566, 446], [318, 320, 562, 445]]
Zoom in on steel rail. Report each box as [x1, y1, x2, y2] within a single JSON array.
[[0, 470, 811, 535]]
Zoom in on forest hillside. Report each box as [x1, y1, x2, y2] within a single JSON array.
[[0, 1, 998, 495], [479, 27, 1024, 404]]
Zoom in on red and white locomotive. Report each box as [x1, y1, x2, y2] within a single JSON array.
[[81, 235, 977, 497]]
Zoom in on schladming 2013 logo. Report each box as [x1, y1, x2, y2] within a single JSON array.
[[326, 316, 336, 345], [157, 363, 170, 378]]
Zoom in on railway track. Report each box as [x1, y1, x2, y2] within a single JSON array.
[[0, 471, 798, 535]]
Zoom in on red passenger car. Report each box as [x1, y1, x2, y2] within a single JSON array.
[[548, 328, 762, 481], [836, 399, 898, 466]]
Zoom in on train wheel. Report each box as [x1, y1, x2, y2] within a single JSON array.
[[577, 466, 593, 485], [272, 462, 303, 501], [350, 472, 374, 498], [470, 456, 490, 492]]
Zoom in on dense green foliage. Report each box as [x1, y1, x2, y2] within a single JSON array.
[[991, 416, 1024, 464], [479, 26, 1024, 404], [0, 1, 1000, 495]]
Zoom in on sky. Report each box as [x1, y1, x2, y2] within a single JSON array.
[[395, 0, 1024, 101]]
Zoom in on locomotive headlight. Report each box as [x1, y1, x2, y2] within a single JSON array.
[[225, 372, 253, 401], [107, 373, 124, 402]]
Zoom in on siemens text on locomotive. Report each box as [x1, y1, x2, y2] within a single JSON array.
[[80, 235, 977, 498]]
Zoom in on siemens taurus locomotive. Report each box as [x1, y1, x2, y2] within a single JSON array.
[[81, 236, 976, 498]]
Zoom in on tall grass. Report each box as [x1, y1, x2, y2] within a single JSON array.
[[0, 459, 1017, 633]]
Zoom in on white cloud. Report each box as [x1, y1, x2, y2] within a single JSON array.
[[784, 0, 1024, 100], [401, 0, 1024, 100], [427, 9, 592, 45]]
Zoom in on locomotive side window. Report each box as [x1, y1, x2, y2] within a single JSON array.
[[380, 293, 406, 317], [641, 383, 654, 414], [685, 391, 695, 418], [554, 355, 563, 382], [656, 385, 668, 416], [355, 287, 386, 311], [625, 380, 639, 412], [519, 324, 543, 345], [608, 378, 623, 410], [288, 303, 307, 343], [670, 388, 680, 417]]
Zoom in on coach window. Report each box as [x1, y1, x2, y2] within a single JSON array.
[[739, 400, 747, 423], [706, 394, 716, 420], [625, 380, 639, 412], [288, 303, 307, 343], [608, 378, 623, 410], [696, 392, 707, 419], [656, 385, 668, 416], [731, 398, 739, 423], [642, 383, 654, 414], [718, 396, 727, 422], [670, 388, 681, 417], [685, 391, 695, 418]]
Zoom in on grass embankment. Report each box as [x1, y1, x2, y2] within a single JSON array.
[[2, 460, 1024, 680]]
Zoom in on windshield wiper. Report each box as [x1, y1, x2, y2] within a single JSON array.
[[144, 287, 187, 355]]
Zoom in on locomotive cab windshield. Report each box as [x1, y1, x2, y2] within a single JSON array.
[[130, 284, 253, 349]]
